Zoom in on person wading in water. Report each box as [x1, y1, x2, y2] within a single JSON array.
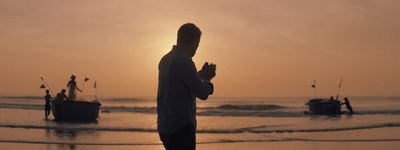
[[44, 90, 53, 120]]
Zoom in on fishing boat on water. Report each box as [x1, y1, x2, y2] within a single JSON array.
[[305, 99, 341, 115], [40, 76, 101, 122], [52, 100, 101, 122], [306, 79, 354, 115]]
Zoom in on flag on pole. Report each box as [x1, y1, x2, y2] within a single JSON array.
[[40, 77, 46, 89], [338, 79, 343, 88], [311, 80, 316, 88]]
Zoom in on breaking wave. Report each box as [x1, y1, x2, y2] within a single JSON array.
[[101, 97, 148, 102], [0, 103, 43, 110], [217, 104, 285, 110], [0, 96, 42, 100], [1, 122, 400, 134], [2, 103, 400, 117]]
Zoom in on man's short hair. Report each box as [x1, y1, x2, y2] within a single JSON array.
[[177, 23, 202, 45]]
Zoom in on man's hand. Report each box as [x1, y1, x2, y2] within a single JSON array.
[[198, 62, 209, 79], [205, 63, 216, 80], [198, 62, 216, 81]]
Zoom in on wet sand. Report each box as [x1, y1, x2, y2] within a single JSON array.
[[1, 125, 400, 150], [1, 140, 400, 150], [1, 96, 400, 150]]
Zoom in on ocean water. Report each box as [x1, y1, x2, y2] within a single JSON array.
[[1, 96, 400, 150]]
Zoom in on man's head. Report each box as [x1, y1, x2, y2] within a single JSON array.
[[46, 90, 49, 94], [61, 89, 66, 93], [177, 23, 202, 57], [71, 75, 76, 80]]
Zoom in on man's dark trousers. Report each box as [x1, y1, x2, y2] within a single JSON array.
[[159, 123, 196, 150]]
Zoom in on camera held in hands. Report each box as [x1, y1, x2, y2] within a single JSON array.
[[199, 62, 216, 81]]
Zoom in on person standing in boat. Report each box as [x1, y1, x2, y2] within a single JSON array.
[[44, 90, 53, 120], [341, 97, 354, 114], [67, 75, 82, 101]]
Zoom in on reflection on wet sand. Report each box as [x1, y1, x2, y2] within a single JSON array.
[[45, 121, 99, 150]]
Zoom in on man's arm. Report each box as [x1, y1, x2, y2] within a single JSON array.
[[76, 86, 82, 92], [176, 59, 213, 100]]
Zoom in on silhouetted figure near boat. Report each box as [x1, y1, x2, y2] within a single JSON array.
[[341, 97, 354, 114], [44, 90, 53, 120], [67, 75, 82, 101], [53, 89, 68, 119], [56, 89, 68, 102], [157, 23, 216, 150]]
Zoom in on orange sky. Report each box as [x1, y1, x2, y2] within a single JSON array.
[[0, 0, 399, 97]]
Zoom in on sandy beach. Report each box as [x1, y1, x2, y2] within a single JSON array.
[[1, 96, 400, 150]]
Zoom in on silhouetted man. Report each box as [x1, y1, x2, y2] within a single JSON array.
[[56, 89, 68, 102], [341, 97, 354, 114], [44, 90, 53, 120], [157, 23, 216, 150], [53, 89, 67, 121]]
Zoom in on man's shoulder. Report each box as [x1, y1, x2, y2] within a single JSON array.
[[161, 52, 192, 66]]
